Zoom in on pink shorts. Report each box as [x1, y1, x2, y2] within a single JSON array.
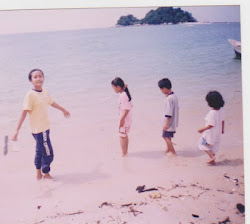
[[119, 126, 130, 137]]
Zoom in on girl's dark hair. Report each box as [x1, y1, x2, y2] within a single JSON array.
[[158, 78, 172, 89], [28, 69, 44, 81], [206, 91, 225, 109], [111, 77, 132, 101]]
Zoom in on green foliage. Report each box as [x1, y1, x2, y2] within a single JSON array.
[[117, 7, 197, 26]]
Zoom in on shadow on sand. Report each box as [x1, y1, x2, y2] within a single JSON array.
[[55, 164, 110, 185], [215, 158, 244, 167], [177, 148, 204, 158], [129, 150, 164, 159], [128, 148, 204, 159], [37, 164, 111, 198]]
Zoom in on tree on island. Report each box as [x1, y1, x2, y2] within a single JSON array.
[[116, 14, 140, 26], [117, 7, 197, 26]]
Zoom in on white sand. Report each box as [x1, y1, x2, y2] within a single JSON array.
[[0, 100, 244, 224], [0, 134, 244, 223]]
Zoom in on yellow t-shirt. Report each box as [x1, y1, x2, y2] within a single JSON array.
[[23, 89, 54, 134]]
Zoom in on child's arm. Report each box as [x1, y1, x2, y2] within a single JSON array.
[[12, 110, 28, 141], [198, 125, 213, 133], [163, 117, 171, 131], [51, 102, 70, 118], [119, 110, 129, 128], [222, 120, 225, 134]]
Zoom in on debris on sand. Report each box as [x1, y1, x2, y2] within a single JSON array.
[[136, 185, 158, 193], [218, 216, 230, 224], [99, 202, 113, 208], [149, 192, 162, 199], [128, 206, 143, 217], [192, 214, 199, 218], [33, 211, 84, 224]]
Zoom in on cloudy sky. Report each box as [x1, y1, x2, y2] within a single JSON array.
[[0, 5, 240, 35]]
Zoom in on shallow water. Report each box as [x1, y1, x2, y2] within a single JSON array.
[[0, 22, 242, 155]]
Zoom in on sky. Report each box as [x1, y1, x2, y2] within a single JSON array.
[[0, 6, 240, 35]]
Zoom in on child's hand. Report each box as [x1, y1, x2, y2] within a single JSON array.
[[119, 118, 125, 128], [63, 109, 70, 118], [12, 131, 18, 141], [198, 129, 204, 133]]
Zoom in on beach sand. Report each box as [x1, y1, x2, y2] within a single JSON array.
[[0, 117, 245, 224], [0, 94, 244, 224]]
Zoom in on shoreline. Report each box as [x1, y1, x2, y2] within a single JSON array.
[[0, 21, 240, 36]]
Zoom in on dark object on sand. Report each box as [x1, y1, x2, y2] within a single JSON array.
[[4, 135, 8, 156], [121, 203, 133, 207], [233, 178, 239, 186], [136, 185, 145, 193], [136, 185, 158, 193], [218, 216, 230, 224], [192, 214, 199, 218], [236, 203, 245, 213], [224, 174, 230, 179]]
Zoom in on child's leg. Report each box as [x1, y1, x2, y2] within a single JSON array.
[[164, 137, 176, 156], [33, 133, 43, 180], [120, 136, 129, 157], [41, 130, 54, 178], [36, 169, 43, 180], [119, 127, 130, 157], [205, 150, 216, 164]]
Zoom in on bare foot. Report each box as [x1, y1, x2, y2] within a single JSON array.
[[207, 157, 216, 165], [37, 173, 43, 180], [122, 153, 128, 157], [43, 173, 53, 180], [166, 152, 177, 157], [207, 160, 216, 165], [165, 149, 170, 154]]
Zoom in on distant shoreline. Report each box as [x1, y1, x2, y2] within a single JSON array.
[[0, 21, 240, 36], [115, 21, 240, 28]]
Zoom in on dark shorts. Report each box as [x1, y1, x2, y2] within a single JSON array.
[[162, 130, 175, 138], [32, 129, 54, 174]]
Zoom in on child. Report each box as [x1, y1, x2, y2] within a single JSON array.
[[198, 91, 225, 165], [12, 69, 70, 180], [111, 77, 133, 157], [158, 78, 179, 156]]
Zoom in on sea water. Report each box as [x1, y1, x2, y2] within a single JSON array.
[[0, 22, 242, 156]]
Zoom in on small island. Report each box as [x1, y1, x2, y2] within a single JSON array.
[[117, 7, 197, 26]]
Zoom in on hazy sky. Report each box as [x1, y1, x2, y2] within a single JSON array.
[[0, 6, 240, 35]]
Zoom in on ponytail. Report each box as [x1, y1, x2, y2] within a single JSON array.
[[111, 77, 132, 101], [124, 87, 132, 101]]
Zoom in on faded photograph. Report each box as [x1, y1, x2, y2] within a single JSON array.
[[0, 5, 244, 224]]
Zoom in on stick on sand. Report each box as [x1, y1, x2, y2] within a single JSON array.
[[3, 135, 8, 156]]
